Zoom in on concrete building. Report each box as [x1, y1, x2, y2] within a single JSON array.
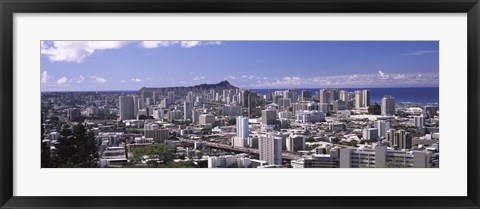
[[363, 128, 379, 140], [262, 108, 277, 125], [199, 114, 215, 126], [167, 110, 183, 122], [236, 116, 249, 139], [291, 154, 336, 168], [119, 96, 135, 120], [374, 120, 391, 137], [414, 115, 425, 128], [183, 101, 192, 121], [339, 144, 430, 168], [296, 111, 326, 123], [354, 90, 371, 110], [259, 133, 282, 165], [286, 135, 305, 152], [144, 128, 169, 143], [387, 129, 412, 150], [223, 105, 242, 117], [381, 95, 396, 116]]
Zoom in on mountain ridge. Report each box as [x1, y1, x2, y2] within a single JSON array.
[[138, 80, 238, 94]]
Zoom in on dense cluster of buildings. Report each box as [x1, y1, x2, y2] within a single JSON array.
[[41, 82, 440, 168]]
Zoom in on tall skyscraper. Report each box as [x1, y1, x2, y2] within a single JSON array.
[[319, 89, 329, 104], [236, 116, 249, 139], [387, 129, 412, 150], [248, 92, 257, 117], [259, 133, 282, 165], [354, 90, 370, 110], [301, 90, 313, 101], [261, 108, 277, 125], [381, 95, 396, 116], [183, 101, 192, 121], [375, 120, 391, 137], [288, 89, 298, 103], [354, 90, 363, 110], [362, 90, 370, 107], [119, 95, 135, 120]]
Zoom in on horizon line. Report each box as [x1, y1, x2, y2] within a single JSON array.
[[40, 86, 439, 93]]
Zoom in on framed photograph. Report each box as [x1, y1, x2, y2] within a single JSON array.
[[1, 0, 479, 208]]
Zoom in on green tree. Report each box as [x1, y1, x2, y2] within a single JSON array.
[[132, 144, 175, 165], [41, 122, 52, 168], [52, 124, 99, 168]]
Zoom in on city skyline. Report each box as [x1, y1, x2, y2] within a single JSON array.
[[41, 41, 439, 91]]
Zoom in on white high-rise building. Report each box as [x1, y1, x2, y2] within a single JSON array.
[[152, 109, 164, 120], [119, 96, 135, 120], [236, 116, 249, 139], [259, 133, 282, 165], [414, 115, 425, 128], [354, 90, 370, 110], [381, 95, 396, 116], [183, 101, 192, 121], [354, 90, 363, 110], [362, 90, 370, 107], [375, 120, 391, 137]]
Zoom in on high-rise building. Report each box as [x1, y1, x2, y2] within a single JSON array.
[[354, 90, 363, 110], [414, 115, 425, 128], [362, 90, 370, 107], [288, 89, 298, 103], [286, 135, 305, 152], [67, 108, 81, 122], [387, 129, 412, 150], [236, 116, 249, 139], [354, 90, 370, 110], [167, 110, 182, 122], [248, 93, 257, 117], [363, 128, 379, 140], [119, 95, 135, 120], [375, 120, 391, 137], [301, 90, 313, 101], [152, 109, 164, 120], [191, 109, 201, 124], [183, 101, 192, 121], [199, 114, 215, 126], [261, 109, 277, 125], [381, 95, 396, 116], [259, 134, 282, 165]]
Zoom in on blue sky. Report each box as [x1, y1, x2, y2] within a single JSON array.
[[41, 41, 439, 91]]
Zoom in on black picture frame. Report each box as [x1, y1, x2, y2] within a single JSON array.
[[1, 0, 479, 208]]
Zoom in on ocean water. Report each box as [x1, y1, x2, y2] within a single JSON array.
[[249, 87, 439, 105]]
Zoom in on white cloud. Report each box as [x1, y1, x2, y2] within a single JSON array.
[[132, 78, 142, 82], [57, 76, 68, 85], [90, 76, 107, 83], [139, 41, 222, 49], [378, 70, 389, 79], [41, 71, 49, 84], [226, 76, 236, 80], [121, 80, 127, 83], [250, 72, 438, 88], [193, 76, 206, 81], [140, 41, 178, 48], [41, 41, 131, 63], [77, 75, 85, 83], [402, 50, 437, 56]]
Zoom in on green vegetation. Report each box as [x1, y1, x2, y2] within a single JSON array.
[[49, 123, 99, 168]]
